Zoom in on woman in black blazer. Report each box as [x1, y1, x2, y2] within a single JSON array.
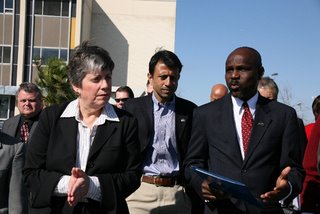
[[24, 41, 141, 214]]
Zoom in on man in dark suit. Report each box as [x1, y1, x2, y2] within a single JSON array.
[[2, 82, 43, 143], [124, 50, 201, 214], [0, 132, 27, 214], [184, 47, 305, 213]]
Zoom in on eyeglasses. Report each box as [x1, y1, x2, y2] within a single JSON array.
[[115, 98, 129, 103]]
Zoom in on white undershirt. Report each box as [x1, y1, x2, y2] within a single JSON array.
[[231, 93, 258, 159]]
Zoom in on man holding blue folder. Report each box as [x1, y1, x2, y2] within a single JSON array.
[[184, 47, 305, 213]]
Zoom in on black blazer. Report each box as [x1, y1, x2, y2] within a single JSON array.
[[23, 102, 142, 214], [184, 94, 305, 214]]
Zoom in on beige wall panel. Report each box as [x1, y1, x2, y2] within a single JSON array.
[[2, 65, 11, 85], [34, 17, 42, 46], [4, 15, 13, 44], [60, 18, 69, 48], [42, 17, 60, 47], [0, 15, 3, 42]]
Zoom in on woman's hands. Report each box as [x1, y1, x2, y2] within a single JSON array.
[[67, 167, 90, 206]]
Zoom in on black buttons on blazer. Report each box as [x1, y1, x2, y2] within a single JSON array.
[[87, 161, 94, 168]]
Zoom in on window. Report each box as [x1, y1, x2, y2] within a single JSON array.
[[62, 1, 69, 16], [0, 0, 3, 13], [3, 46, 10, 63], [0, 0, 13, 13], [43, 1, 60, 16], [34, 0, 42, 15], [5, 0, 12, 9], [0, 46, 11, 63], [60, 49, 67, 61], [34, 0, 71, 17], [42, 48, 59, 63], [0, 95, 10, 119]]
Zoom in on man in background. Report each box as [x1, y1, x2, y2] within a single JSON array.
[[210, 83, 228, 102], [2, 82, 43, 144], [258, 76, 307, 213], [257, 76, 279, 100], [0, 132, 27, 213], [115, 86, 134, 109]]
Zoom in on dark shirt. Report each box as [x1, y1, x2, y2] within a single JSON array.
[[15, 113, 40, 140]]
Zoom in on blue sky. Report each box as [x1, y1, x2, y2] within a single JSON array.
[[174, 0, 320, 124]]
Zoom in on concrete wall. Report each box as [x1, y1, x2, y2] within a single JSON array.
[[90, 0, 176, 97]]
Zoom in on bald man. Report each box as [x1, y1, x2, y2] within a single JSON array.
[[210, 84, 228, 101]]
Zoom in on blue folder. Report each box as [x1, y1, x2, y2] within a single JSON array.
[[191, 165, 263, 208]]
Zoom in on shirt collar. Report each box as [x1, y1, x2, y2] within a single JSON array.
[[231, 92, 259, 115], [152, 93, 175, 111], [61, 99, 120, 122]]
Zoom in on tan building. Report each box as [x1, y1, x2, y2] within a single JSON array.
[[0, 0, 176, 122]]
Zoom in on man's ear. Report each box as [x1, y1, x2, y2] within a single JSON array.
[[147, 73, 153, 85], [259, 66, 265, 79]]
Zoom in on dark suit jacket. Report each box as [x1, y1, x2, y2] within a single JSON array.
[[0, 132, 27, 214], [184, 94, 305, 214], [23, 102, 141, 214], [2, 114, 39, 143], [123, 94, 203, 213]]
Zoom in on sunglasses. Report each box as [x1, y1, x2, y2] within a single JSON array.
[[115, 98, 129, 103]]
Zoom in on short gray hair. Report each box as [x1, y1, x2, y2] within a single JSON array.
[[16, 82, 42, 100], [258, 76, 279, 100], [67, 41, 115, 87]]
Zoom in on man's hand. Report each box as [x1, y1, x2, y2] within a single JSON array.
[[67, 167, 89, 207], [201, 179, 228, 202], [260, 166, 291, 203]]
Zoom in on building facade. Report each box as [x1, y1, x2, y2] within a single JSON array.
[[0, 0, 176, 122]]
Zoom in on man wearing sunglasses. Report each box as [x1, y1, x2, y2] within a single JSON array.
[[115, 86, 134, 109]]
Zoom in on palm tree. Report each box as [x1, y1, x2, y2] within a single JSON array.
[[35, 57, 76, 106]]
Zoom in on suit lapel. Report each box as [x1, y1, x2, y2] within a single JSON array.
[[175, 98, 187, 141], [145, 96, 154, 134], [243, 96, 271, 164], [58, 118, 78, 165], [140, 96, 154, 151], [87, 121, 116, 160], [222, 95, 243, 163], [7, 115, 20, 137], [29, 120, 38, 139]]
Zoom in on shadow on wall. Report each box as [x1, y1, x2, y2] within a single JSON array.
[[90, 2, 129, 87]]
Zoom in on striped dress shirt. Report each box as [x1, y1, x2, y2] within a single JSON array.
[[54, 99, 119, 201]]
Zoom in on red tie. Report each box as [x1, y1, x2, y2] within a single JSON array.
[[241, 102, 253, 155], [20, 121, 29, 143]]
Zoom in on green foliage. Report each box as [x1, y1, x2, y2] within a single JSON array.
[[35, 58, 76, 107]]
